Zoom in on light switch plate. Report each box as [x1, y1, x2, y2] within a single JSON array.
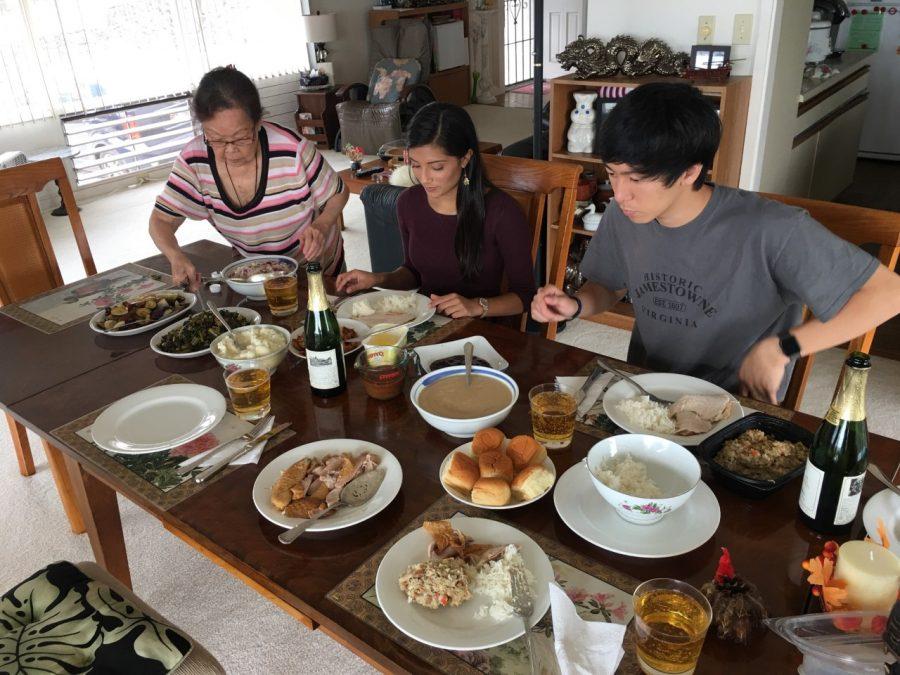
[[733, 14, 753, 45], [698, 15, 715, 45]]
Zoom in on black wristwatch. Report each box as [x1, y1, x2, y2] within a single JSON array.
[[569, 294, 583, 320], [778, 330, 801, 358]]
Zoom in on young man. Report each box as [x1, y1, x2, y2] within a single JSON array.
[[532, 83, 900, 403]]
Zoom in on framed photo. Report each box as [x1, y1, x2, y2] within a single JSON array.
[[690, 45, 731, 70]]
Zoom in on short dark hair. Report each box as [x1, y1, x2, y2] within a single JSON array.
[[596, 83, 721, 190], [191, 67, 263, 125]]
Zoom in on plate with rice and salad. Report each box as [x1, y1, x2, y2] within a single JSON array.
[[602, 373, 743, 445]]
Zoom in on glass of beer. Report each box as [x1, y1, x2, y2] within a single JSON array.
[[529, 382, 577, 450], [263, 274, 299, 317], [224, 367, 271, 420], [633, 579, 712, 675]]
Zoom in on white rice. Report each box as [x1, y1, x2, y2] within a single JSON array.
[[616, 395, 676, 433], [471, 545, 535, 621], [594, 454, 664, 498], [378, 293, 417, 314]]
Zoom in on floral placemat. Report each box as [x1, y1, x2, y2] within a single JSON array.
[[0, 263, 172, 334], [327, 495, 642, 675], [50, 375, 295, 511]]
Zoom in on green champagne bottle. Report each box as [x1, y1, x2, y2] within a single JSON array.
[[798, 351, 870, 534], [304, 262, 346, 397]]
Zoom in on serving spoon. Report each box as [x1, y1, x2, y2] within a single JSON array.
[[464, 341, 474, 386], [207, 300, 238, 341], [867, 463, 900, 498]]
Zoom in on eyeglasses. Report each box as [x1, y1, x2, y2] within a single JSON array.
[[203, 135, 255, 150]]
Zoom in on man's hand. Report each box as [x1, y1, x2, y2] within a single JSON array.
[[430, 293, 481, 319], [298, 225, 325, 261], [170, 254, 200, 290], [738, 336, 790, 404], [531, 285, 578, 323], [336, 269, 377, 295]]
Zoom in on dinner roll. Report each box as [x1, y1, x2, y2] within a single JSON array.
[[471, 477, 511, 506], [507, 435, 547, 470], [442, 451, 479, 493], [479, 450, 514, 482], [511, 465, 554, 501], [471, 427, 505, 456]]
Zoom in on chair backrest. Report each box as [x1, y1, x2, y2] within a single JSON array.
[[482, 154, 582, 339], [762, 192, 900, 411], [0, 158, 96, 305], [368, 58, 423, 104]]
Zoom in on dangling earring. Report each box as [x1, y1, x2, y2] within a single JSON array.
[[463, 174, 470, 187]]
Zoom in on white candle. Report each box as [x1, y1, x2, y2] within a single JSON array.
[[833, 540, 900, 613]]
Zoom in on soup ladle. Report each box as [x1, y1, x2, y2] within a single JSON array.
[[464, 341, 474, 387]]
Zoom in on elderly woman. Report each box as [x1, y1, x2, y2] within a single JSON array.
[[149, 67, 348, 288]]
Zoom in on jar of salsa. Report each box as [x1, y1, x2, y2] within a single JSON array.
[[355, 347, 408, 400]]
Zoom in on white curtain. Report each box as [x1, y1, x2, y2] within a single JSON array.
[[0, 0, 309, 127]]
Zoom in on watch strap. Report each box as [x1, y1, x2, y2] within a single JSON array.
[[778, 331, 801, 358], [570, 294, 583, 319]]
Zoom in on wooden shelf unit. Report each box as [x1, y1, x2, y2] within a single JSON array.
[[547, 74, 752, 332]]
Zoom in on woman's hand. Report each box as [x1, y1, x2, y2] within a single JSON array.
[[531, 285, 577, 322], [336, 269, 378, 295], [430, 293, 481, 319], [170, 254, 200, 290], [298, 225, 325, 261]]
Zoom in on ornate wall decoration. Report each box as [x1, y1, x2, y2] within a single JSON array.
[[556, 35, 689, 79]]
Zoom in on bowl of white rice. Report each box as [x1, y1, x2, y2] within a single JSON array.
[[585, 434, 700, 525]]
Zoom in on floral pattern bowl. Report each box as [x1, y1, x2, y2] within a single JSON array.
[[585, 434, 701, 525]]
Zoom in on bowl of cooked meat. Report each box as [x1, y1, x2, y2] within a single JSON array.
[[698, 413, 813, 498], [218, 255, 298, 300]]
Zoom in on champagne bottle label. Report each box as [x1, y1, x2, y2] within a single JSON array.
[[307, 348, 341, 389], [798, 459, 824, 519], [833, 471, 866, 525]]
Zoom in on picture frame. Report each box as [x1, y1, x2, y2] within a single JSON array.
[[689, 45, 731, 70]]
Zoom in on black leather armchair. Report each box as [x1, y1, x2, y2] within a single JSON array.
[[500, 102, 551, 160], [360, 184, 405, 273]]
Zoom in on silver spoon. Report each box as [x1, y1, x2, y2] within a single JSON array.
[[867, 463, 900, 498], [464, 341, 474, 387], [206, 301, 238, 341], [278, 469, 386, 545]]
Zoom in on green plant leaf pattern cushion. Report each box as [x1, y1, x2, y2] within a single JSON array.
[[0, 562, 191, 674]]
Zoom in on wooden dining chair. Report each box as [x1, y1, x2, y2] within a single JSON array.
[[0, 157, 95, 533], [762, 193, 900, 411], [482, 154, 582, 340]]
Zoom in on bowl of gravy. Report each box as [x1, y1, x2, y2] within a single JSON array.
[[410, 366, 519, 438]]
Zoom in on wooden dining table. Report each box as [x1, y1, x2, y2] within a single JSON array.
[[1, 239, 896, 674]]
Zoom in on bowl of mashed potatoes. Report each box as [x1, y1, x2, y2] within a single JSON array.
[[210, 324, 291, 373]]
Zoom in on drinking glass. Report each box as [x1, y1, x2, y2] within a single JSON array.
[[528, 383, 577, 450], [263, 274, 299, 317], [224, 367, 271, 420], [633, 578, 712, 675]]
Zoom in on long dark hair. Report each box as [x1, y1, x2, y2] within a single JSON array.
[[406, 102, 491, 279], [192, 66, 263, 125]]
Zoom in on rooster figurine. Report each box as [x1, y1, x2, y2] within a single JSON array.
[[701, 547, 768, 644]]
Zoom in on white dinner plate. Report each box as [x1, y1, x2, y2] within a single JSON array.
[[553, 463, 720, 558], [602, 373, 743, 446], [414, 336, 509, 373], [376, 515, 554, 651], [149, 307, 261, 359], [863, 489, 900, 556], [91, 384, 226, 454], [439, 441, 555, 510], [287, 318, 371, 359], [252, 438, 402, 533], [335, 290, 434, 329], [89, 292, 197, 337]]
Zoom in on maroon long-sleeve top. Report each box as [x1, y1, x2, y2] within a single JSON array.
[[396, 185, 537, 311]]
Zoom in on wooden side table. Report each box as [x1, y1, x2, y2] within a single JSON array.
[[295, 88, 340, 150]]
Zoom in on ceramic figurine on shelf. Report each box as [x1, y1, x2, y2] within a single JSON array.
[[567, 91, 597, 154]]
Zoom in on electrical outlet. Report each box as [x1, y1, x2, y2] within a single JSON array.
[[698, 16, 715, 45], [733, 14, 753, 45]]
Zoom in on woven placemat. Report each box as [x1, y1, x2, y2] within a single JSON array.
[[327, 494, 641, 675], [1, 263, 172, 334], [51, 374, 294, 511]]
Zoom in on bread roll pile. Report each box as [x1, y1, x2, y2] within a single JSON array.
[[442, 428, 554, 506]]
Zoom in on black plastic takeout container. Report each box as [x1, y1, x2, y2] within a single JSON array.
[[698, 412, 814, 499]]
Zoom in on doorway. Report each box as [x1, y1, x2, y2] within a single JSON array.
[[504, 0, 533, 87]]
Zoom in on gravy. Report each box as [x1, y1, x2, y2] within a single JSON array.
[[418, 374, 512, 419]]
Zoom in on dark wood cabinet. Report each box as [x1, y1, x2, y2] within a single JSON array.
[[294, 88, 340, 150]]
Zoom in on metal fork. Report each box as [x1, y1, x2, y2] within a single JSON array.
[[596, 356, 673, 405], [509, 567, 538, 675]]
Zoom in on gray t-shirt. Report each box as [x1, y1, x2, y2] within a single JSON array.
[[580, 185, 879, 396]]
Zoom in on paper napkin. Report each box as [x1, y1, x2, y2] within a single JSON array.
[[550, 582, 626, 675], [179, 416, 274, 469], [556, 373, 614, 420]]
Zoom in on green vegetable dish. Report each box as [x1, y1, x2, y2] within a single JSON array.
[[159, 310, 253, 353]]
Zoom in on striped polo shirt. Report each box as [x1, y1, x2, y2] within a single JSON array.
[[154, 121, 344, 273]]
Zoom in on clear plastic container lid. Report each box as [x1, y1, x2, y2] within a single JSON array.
[[766, 612, 895, 674]]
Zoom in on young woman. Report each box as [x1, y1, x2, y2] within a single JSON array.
[[150, 67, 348, 288], [336, 103, 535, 319]]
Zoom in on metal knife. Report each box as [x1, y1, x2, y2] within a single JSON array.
[[194, 422, 291, 484], [176, 415, 272, 476], [576, 362, 606, 405]]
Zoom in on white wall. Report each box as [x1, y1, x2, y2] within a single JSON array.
[[309, 0, 373, 86]]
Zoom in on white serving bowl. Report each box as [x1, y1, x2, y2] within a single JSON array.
[[410, 366, 518, 438], [217, 255, 298, 301], [585, 434, 701, 525], [209, 324, 291, 374]]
